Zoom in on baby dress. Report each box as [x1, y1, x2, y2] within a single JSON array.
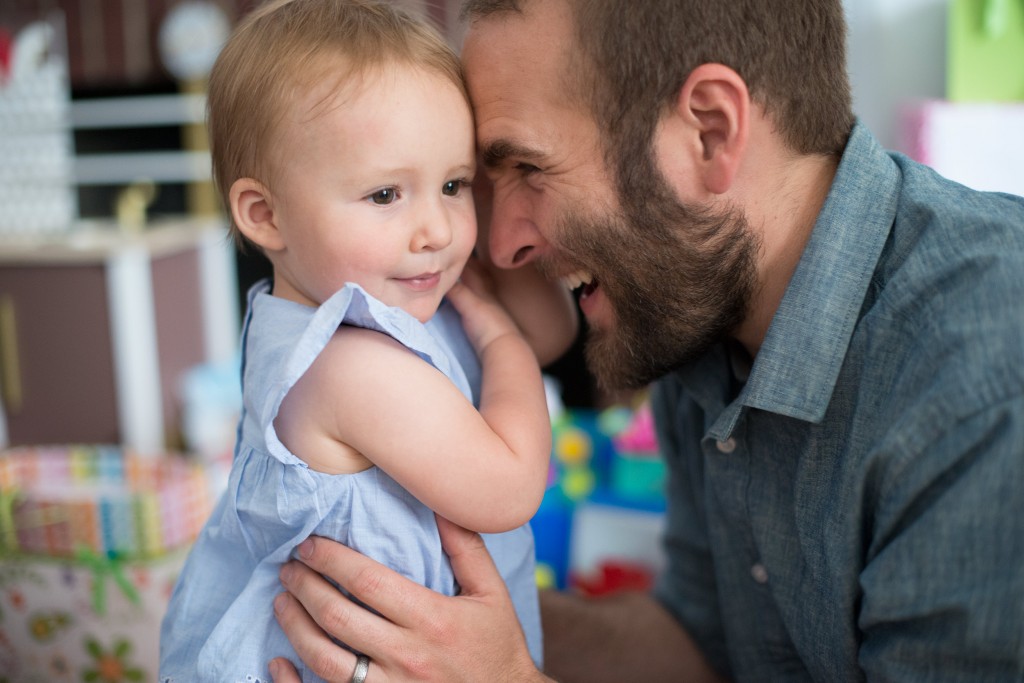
[[160, 279, 542, 682]]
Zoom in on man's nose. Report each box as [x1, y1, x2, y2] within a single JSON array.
[[487, 188, 545, 268]]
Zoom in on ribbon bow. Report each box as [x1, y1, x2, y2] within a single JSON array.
[[0, 487, 21, 555], [74, 546, 141, 616]]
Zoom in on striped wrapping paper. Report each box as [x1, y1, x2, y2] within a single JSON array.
[[0, 444, 211, 559]]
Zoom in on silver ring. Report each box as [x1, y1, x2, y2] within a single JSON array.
[[350, 654, 370, 683]]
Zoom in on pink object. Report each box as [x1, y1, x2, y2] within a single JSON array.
[[0, 28, 11, 83], [612, 401, 658, 454]]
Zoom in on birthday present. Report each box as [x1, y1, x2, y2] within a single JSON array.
[[0, 445, 211, 682]]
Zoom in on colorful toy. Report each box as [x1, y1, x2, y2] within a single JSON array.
[[608, 398, 666, 502], [530, 408, 607, 588], [571, 558, 655, 597]]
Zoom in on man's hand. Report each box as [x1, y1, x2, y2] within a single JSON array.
[[270, 516, 550, 682]]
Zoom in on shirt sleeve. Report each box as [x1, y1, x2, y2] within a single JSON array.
[[650, 375, 733, 679], [857, 393, 1024, 682]]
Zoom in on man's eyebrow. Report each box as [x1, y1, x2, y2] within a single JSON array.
[[480, 140, 544, 168]]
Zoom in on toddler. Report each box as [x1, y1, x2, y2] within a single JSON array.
[[159, 0, 570, 680]]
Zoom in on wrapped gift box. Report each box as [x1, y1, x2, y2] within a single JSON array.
[[0, 445, 209, 558], [0, 445, 211, 681], [0, 551, 188, 682]]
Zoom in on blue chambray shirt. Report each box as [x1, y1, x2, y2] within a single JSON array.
[[651, 121, 1024, 682]]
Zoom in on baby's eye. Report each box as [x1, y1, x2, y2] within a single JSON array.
[[368, 188, 397, 205], [442, 179, 469, 197]]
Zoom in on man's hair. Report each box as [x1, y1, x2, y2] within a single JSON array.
[[461, 0, 853, 162], [209, 0, 466, 246]]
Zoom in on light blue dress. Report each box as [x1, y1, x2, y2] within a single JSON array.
[[160, 279, 542, 683]]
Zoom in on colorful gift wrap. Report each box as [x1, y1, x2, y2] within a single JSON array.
[[0, 445, 210, 560], [0, 445, 212, 681]]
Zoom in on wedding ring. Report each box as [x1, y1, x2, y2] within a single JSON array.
[[350, 654, 370, 683]]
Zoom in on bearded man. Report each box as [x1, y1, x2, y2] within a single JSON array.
[[268, 1, 1024, 681]]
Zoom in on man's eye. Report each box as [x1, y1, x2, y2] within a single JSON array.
[[442, 180, 468, 197], [515, 162, 541, 175], [368, 188, 397, 205]]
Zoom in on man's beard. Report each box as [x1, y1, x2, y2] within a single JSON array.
[[548, 167, 760, 391]]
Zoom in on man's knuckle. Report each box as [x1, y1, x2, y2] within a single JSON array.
[[421, 610, 456, 644], [350, 565, 386, 601], [320, 600, 354, 635], [307, 646, 349, 681], [400, 649, 433, 679]]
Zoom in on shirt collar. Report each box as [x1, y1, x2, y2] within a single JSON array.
[[706, 121, 901, 439]]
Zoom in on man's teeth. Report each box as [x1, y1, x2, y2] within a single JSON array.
[[562, 270, 592, 291]]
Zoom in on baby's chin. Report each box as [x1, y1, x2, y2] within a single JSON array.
[[396, 296, 444, 324]]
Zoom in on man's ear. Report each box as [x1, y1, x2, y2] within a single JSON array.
[[230, 177, 285, 252], [670, 63, 749, 195]]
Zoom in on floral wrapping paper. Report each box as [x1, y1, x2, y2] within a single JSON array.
[[0, 551, 187, 682]]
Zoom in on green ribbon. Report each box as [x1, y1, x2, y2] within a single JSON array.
[[0, 487, 21, 555], [73, 546, 141, 615]]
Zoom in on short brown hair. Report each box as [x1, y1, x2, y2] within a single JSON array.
[[461, 0, 853, 159], [209, 0, 466, 246]]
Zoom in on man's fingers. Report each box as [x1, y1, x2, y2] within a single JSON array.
[[288, 536, 430, 630], [268, 657, 302, 683], [279, 532, 537, 682], [436, 516, 507, 598], [274, 586, 382, 682]]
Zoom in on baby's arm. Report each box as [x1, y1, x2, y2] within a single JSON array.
[[278, 277, 550, 534], [446, 260, 554, 504]]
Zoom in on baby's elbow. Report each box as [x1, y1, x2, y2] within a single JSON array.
[[472, 485, 546, 534]]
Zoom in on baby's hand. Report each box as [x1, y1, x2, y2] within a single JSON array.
[[447, 258, 523, 354]]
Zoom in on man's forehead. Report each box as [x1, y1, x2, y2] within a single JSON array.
[[462, 0, 573, 58], [462, 8, 576, 109]]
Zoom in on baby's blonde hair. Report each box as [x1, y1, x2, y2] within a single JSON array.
[[207, 0, 467, 247]]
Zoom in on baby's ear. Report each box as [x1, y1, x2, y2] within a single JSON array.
[[230, 178, 285, 252]]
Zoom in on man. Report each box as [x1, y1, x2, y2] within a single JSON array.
[[269, 0, 1024, 681]]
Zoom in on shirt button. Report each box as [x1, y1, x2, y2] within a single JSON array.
[[751, 563, 769, 584], [716, 437, 737, 453]]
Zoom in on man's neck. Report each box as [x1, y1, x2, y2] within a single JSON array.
[[734, 147, 840, 358]]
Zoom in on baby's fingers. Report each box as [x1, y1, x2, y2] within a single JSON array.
[[457, 258, 498, 298]]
